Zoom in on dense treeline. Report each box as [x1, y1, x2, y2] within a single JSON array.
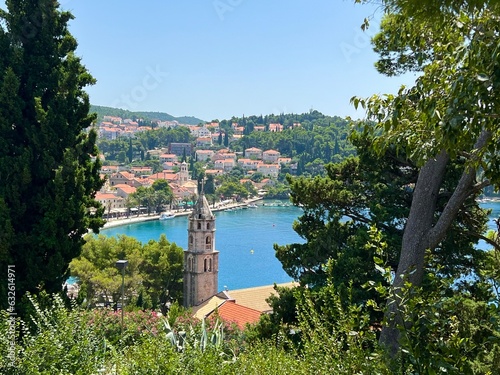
[[98, 126, 193, 163], [91, 105, 204, 125], [98, 110, 355, 177], [232, 111, 355, 165]]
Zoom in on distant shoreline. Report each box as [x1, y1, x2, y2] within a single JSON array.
[[101, 197, 264, 230], [99, 196, 498, 231], [478, 197, 500, 203]]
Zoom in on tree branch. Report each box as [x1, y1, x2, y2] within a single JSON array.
[[429, 130, 492, 247]]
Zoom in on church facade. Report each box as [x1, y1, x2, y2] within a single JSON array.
[[183, 191, 219, 308]]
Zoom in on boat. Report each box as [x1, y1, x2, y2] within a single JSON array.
[[247, 203, 258, 208], [159, 212, 176, 220]]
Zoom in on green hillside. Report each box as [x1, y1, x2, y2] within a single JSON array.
[[90, 105, 205, 125]]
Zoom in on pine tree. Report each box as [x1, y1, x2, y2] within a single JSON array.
[[0, 0, 105, 312]]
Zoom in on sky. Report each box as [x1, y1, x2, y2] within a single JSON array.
[[3, 0, 416, 121]]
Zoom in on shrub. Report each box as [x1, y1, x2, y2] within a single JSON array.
[[0, 294, 106, 375]]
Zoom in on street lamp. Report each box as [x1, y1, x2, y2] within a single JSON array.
[[115, 260, 128, 335]]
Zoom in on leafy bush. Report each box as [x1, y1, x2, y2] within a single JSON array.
[[391, 279, 500, 374], [0, 294, 106, 375], [84, 308, 163, 348]]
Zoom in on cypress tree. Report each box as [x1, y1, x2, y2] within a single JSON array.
[[128, 138, 133, 163], [0, 0, 105, 312]]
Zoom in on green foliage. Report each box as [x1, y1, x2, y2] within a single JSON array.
[[0, 294, 106, 374], [86, 308, 164, 348], [98, 126, 193, 160], [4, 280, 500, 374], [355, 0, 500, 353], [275, 133, 415, 291], [91, 104, 204, 125], [246, 285, 299, 342], [236, 112, 354, 172], [216, 180, 251, 200], [130, 183, 173, 215], [110, 334, 180, 374], [264, 182, 291, 200], [0, 0, 105, 314], [70, 234, 184, 310], [371, 272, 500, 374], [295, 283, 387, 374]]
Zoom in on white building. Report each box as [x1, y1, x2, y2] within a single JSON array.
[[257, 163, 280, 178], [262, 149, 281, 163]]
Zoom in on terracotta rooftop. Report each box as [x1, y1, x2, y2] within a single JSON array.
[[212, 301, 262, 329], [226, 282, 298, 313], [114, 184, 136, 194], [190, 283, 299, 329], [192, 295, 227, 320]]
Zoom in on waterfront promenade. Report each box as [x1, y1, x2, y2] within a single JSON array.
[[102, 197, 264, 229]]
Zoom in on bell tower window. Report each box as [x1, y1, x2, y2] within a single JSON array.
[[204, 257, 212, 272]]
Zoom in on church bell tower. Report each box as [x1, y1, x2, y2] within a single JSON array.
[[183, 189, 219, 307]]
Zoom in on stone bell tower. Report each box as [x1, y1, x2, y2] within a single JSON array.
[[179, 161, 189, 185], [183, 188, 219, 307]]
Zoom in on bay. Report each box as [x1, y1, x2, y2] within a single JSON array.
[[100, 201, 500, 290], [101, 203, 304, 290]]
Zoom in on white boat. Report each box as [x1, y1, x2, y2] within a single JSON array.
[[159, 212, 176, 220], [247, 203, 258, 208]]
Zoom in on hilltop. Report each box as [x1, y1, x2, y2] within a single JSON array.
[[90, 105, 205, 125]]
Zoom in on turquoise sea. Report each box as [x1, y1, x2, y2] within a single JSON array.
[[100, 201, 500, 290], [101, 203, 304, 291]]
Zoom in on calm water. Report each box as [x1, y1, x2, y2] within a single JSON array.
[[100, 201, 500, 290], [477, 201, 500, 250], [101, 203, 304, 290]]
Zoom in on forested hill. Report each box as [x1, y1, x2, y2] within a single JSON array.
[[90, 105, 204, 125], [226, 111, 356, 167]]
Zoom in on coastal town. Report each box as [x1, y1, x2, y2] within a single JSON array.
[[94, 114, 297, 221], [4, 1, 500, 372]]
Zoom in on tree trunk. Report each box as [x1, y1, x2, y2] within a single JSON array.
[[379, 150, 449, 354], [380, 131, 491, 356]]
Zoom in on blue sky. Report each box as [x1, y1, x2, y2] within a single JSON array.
[[5, 0, 416, 121]]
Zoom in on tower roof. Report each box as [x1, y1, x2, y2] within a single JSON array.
[[189, 192, 214, 220]]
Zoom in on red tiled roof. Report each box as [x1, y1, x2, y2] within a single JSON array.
[[150, 172, 178, 181], [95, 192, 119, 200], [210, 301, 261, 329], [114, 184, 136, 194]]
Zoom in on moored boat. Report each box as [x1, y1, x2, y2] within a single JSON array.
[[159, 212, 176, 220]]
